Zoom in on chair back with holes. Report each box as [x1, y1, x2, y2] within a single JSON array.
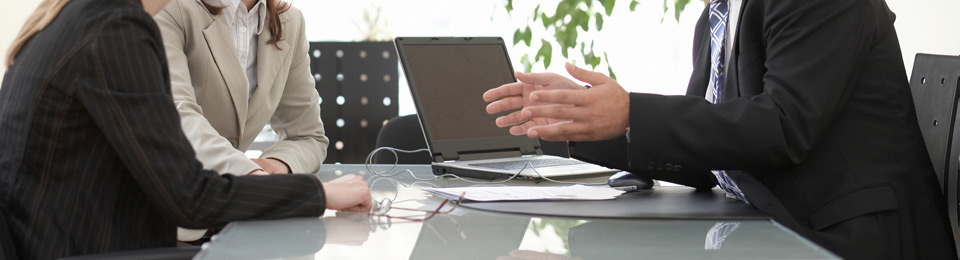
[[908, 53, 960, 256], [310, 42, 399, 163]]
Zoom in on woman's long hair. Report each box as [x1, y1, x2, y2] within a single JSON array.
[[201, 0, 291, 49], [6, 0, 71, 67]]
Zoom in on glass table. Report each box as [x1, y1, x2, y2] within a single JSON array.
[[194, 164, 839, 260]]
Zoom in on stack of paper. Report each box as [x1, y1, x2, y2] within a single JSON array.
[[423, 185, 625, 202]]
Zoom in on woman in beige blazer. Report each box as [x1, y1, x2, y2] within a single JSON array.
[[155, 0, 326, 176]]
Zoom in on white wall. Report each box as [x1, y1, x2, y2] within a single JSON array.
[[887, 0, 960, 72]]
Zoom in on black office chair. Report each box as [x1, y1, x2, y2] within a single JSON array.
[[908, 53, 960, 257], [374, 114, 431, 164], [373, 114, 575, 165], [0, 204, 18, 260]]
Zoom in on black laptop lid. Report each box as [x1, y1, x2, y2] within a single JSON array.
[[395, 37, 541, 162]]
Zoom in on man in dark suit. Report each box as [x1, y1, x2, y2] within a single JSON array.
[[0, 0, 370, 259], [484, 0, 956, 259]]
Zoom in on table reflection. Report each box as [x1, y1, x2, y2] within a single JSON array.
[[410, 213, 827, 260], [195, 212, 370, 260]]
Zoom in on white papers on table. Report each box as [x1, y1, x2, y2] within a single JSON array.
[[423, 185, 625, 202]]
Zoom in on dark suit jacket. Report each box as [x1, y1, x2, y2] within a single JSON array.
[[570, 0, 956, 259], [0, 0, 327, 259]]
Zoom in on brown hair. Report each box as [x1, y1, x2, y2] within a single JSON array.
[[201, 0, 290, 49], [6, 0, 72, 67]]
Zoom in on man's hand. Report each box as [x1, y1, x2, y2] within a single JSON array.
[[322, 175, 372, 212], [483, 69, 585, 136], [251, 158, 290, 174], [485, 62, 630, 142]]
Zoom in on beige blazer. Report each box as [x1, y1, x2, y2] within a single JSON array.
[[155, 0, 327, 175]]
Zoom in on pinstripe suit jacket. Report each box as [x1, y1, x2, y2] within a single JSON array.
[[0, 0, 327, 259]]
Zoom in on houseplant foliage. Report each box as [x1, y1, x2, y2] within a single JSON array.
[[506, 0, 697, 79]]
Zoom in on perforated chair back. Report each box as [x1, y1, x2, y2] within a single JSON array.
[[908, 53, 960, 256], [310, 42, 399, 164]]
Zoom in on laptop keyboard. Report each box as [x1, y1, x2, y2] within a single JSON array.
[[469, 158, 583, 171]]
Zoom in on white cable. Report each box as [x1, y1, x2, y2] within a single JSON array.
[[365, 147, 607, 186]]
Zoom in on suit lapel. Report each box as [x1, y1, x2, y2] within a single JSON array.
[[687, 6, 712, 97], [722, 0, 748, 101], [201, 13, 248, 132], [247, 24, 288, 121]]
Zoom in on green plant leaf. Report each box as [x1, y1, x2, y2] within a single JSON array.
[[558, 24, 578, 58], [533, 4, 540, 21], [541, 13, 552, 28], [512, 29, 522, 46], [595, 15, 604, 31], [522, 26, 532, 47], [590, 53, 602, 68], [604, 52, 616, 80], [554, 3, 569, 23], [599, 0, 615, 16], [537, 40, 553, 69], [674, 0, 690, 21], [575, 9, 589, 31], [506, 0, 513, 13], [521, 54, 532, 73], [629, 0, 640, 11]]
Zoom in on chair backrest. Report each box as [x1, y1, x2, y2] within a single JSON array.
[[374, 114, 431, 164], [909, 53, 960, 256], [310, 42, 399, 164], [0, 203, 18, 260]]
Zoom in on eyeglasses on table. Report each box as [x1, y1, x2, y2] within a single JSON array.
[[368, 192, 465, 222]]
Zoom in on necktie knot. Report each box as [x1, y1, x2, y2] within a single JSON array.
[[712, 0, 728, 2]]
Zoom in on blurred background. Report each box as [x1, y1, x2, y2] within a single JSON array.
[[2, 0, 958, 162]]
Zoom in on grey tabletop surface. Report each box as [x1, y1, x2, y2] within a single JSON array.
[[194, 164, 839, 260]]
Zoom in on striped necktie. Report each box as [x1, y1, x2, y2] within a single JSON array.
[[707, 0, 749, 204]]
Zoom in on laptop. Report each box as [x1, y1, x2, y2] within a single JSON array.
[[394, 36, 617, 180]]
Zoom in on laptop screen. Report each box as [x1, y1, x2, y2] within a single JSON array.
[[401, 43, 515, 141]]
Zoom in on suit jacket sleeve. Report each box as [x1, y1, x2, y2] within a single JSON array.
[[155, 4, 262, 176], [260, 9, 329, 174], [570, 135, 719, 189], [77, 12, 325, 228]]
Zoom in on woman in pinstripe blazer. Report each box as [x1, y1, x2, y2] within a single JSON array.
[[0, 0, 370, 259]]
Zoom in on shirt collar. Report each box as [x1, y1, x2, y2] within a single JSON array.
[[253, 0, 267, 35]]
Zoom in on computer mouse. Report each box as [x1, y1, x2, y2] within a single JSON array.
[[607, 171, 654, 191]]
